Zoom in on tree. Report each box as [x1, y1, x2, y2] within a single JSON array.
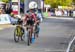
[[2, 0, 24, 3], [72, 0, 75, 4], [20, 0, 24, 3], [2, 0, 9, 3], [73, 0, 75, 3], [44, 0, 72, 8]]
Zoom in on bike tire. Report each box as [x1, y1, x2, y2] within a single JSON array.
[[66, 37, 75, 52], [68, 41, 75, 52], [14, 26, 22, 42], [27, 31, 31, 46]]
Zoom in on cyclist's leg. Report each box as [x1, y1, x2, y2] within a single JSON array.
[[30, 26, 33, 43], [35, 23, 40, 38], [37, 25, 40, 35], [20, 27, 24, 41], [34, 25, 37, 38]]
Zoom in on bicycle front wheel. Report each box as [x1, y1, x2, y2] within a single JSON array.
[[14, 26, 22, 42], [27, 30, 31, 46]]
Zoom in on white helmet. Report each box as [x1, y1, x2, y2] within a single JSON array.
[[29, 1, 37, 9]]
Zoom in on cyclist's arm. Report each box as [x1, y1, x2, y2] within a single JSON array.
[[24, 14, 30, 22], [32, 14, 37, 25], [32, 13, 37, 22], [22, 15, 27, 25]]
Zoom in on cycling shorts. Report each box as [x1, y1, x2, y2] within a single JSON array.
[[26, 19, 34, 26]]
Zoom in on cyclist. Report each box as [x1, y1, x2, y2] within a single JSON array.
[[23, 9, 37, 43]]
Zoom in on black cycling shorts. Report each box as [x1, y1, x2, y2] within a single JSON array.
[[26, 19, 34, 26]]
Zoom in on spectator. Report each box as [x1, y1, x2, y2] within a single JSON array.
[[0, 8, 3, 14], [5, 5, 12, 14], [50, 8, 55, 16], [63, 9, 68, 16], [69, 10, 71, 16]]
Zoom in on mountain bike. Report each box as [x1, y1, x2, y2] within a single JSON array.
[[14, 25, 24, 42], [26, 25, 34, 46], [14, 18, 25, 42]]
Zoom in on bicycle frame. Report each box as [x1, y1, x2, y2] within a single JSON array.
[[26, 25, 34, 45], [27, 25, 33, 38]]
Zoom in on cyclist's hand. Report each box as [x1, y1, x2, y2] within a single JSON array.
[[34, 23, 36, 26], [37, 20, 40, 23]]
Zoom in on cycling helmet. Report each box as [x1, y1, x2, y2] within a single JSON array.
[[29, 1, 37, 9]]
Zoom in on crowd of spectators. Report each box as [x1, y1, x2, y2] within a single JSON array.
[[45, 8, 75, 17], [0, 4, 12, 15]]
